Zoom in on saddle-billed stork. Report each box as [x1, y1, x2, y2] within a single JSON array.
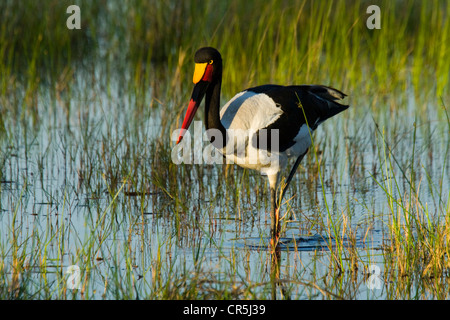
[[176, 47, 348, 248]]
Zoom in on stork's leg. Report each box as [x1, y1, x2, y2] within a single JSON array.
[[268, 150, 308, 250], [279, 150, 308, 204], [270, 186, 280, 241], [268, 173, 280, 249]]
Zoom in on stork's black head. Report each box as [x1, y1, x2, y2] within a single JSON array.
[[176, 47, 223, 144], [194, 47, 222, 64], [192, 47, 222, 84]]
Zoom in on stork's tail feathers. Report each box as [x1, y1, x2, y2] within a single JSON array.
[[298, 85, 349, 128], [309, 85, 347, 104]]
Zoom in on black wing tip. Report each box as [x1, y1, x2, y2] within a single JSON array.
[[313, 85, 347, 100]]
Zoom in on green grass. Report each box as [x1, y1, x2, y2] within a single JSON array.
[[0, 0, 449, 300]]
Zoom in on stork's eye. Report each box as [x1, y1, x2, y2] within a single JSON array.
[[209, 60, 214, 64]]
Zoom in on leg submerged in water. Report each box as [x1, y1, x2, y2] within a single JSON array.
[[267, 173, 280, 250], [268, 151, 308, 249]]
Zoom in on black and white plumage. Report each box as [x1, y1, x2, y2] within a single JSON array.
[[177, 47, 349, 246]]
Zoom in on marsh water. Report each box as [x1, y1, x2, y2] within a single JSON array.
[[1, 61, 448, 299], [1, 0, 449, 300]]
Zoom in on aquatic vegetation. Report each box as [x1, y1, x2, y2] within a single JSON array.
[[0, 0, 449, 300]]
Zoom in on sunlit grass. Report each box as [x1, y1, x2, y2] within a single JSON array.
[[0, 0, 449, 299]]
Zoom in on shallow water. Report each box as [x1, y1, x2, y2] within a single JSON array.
[[1, 31, 450, 299]]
